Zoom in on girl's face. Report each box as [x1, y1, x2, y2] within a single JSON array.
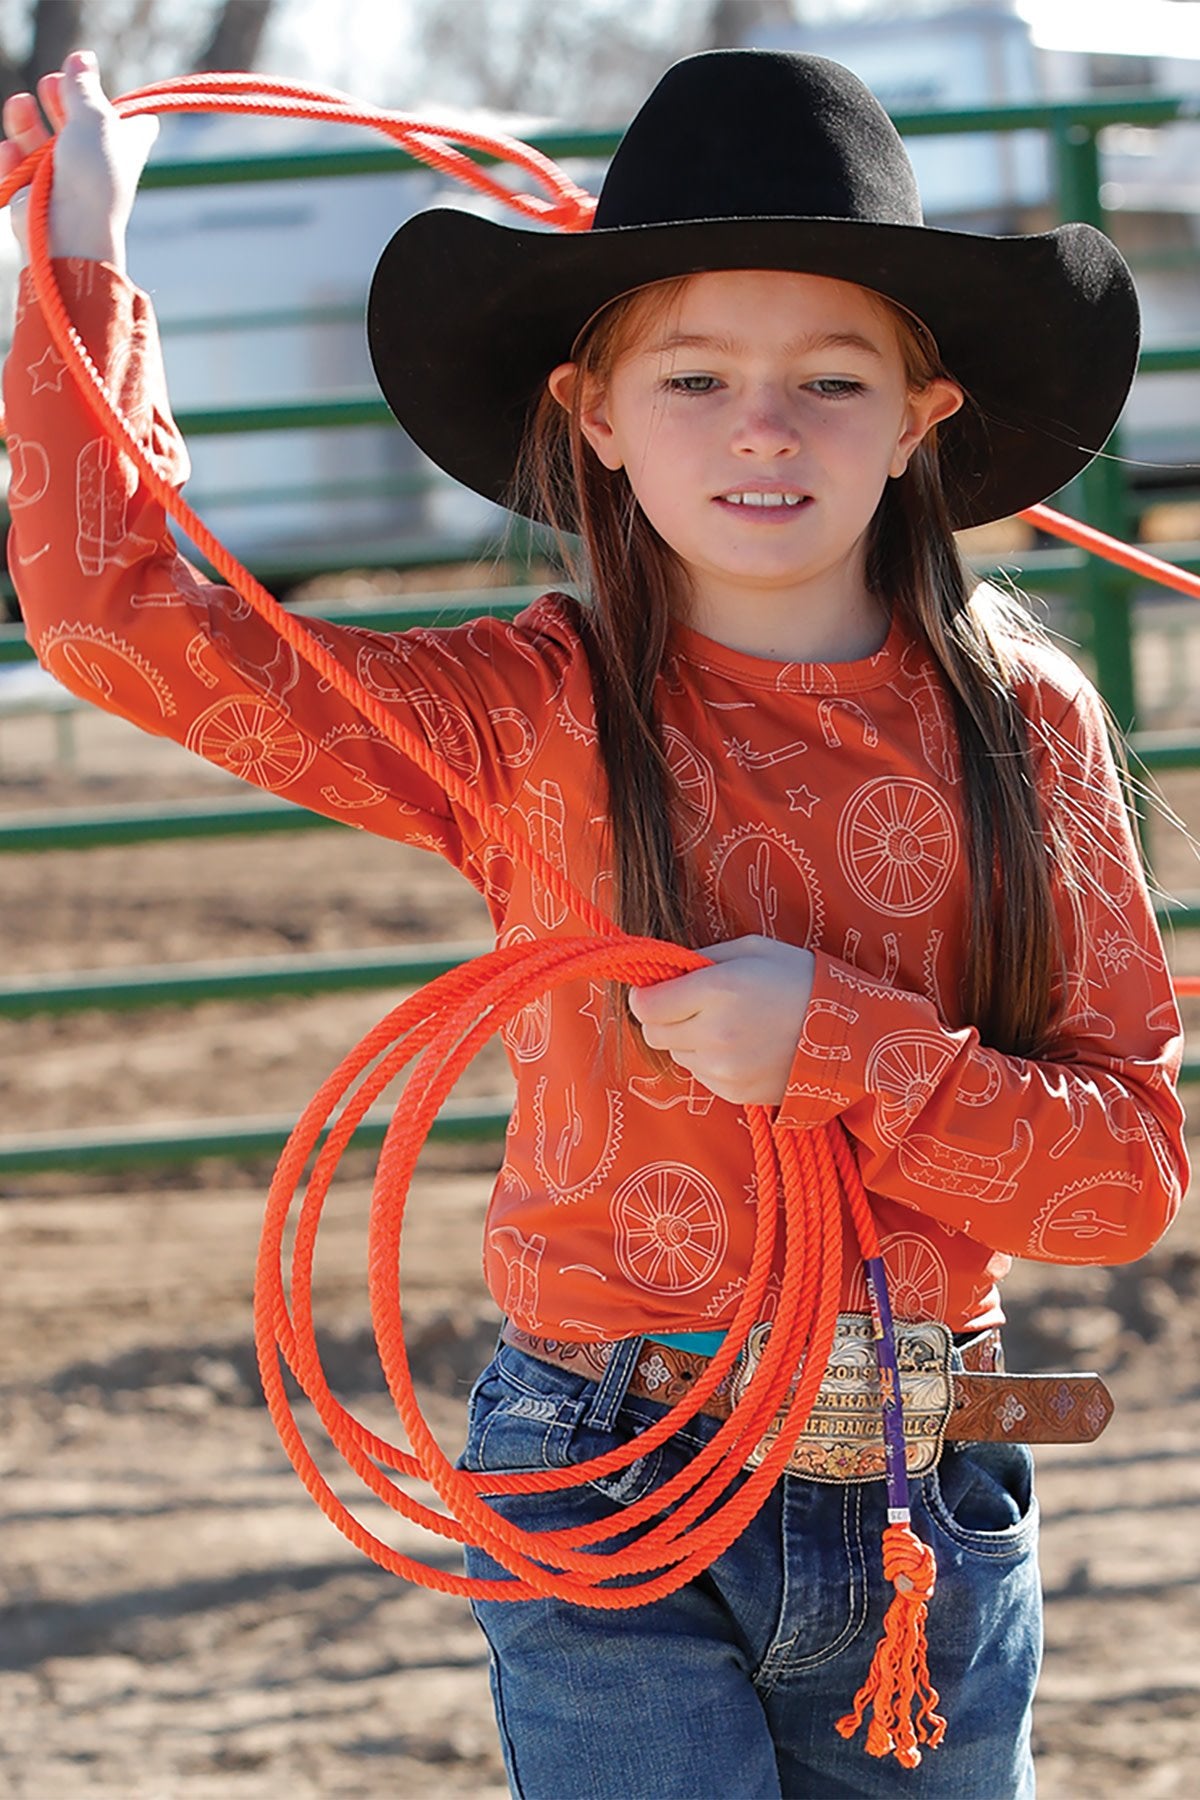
[[552, 269, 961, 647]]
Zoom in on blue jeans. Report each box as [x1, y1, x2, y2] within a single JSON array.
[[460, 1336, 1042, 1800]]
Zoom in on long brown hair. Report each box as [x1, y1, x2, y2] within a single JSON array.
[[514, 277, 1079, 1058]]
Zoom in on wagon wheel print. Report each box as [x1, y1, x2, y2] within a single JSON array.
[[185, 694, 314, 789], [838, 778, 957, 915], [611, 1164, 728, 1294], [664, 725, 717, 853], [849, 1233, 948, 1321], [407, 689, 481, 779], [864, 1031, 956, 1144]]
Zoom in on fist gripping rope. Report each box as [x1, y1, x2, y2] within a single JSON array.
[[3, 73, 1195, 1769]]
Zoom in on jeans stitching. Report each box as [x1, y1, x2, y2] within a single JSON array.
[[922, 1444, 1041, 1560], [480, 1631, 529, 1800], [924, 1485, 1042, 1560], [473, 1392, 581, 1474], [756, 1482, 870, 1688]]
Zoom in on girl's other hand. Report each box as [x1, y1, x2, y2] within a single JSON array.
[[628, 935, 816, 1107], [0, 49, 157, 271]]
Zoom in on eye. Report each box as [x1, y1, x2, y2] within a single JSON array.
[[806, 378, 866, 398], [664, 374, 721, 394]]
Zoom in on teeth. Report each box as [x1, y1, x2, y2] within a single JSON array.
[[723, 492, 804, 506]]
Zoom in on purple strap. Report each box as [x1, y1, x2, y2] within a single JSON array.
[[862, 1255, 910, 1522]]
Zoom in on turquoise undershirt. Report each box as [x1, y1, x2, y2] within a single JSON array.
[[645, 1330, 727, 1355]]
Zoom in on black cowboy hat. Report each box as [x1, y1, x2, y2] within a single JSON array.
[[367, 49, 1139, 530]]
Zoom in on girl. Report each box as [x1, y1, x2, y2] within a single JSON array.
[[2, 46, 1187, 1800]]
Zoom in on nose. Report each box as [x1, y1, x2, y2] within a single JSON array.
[[731, 385, 801, 458]]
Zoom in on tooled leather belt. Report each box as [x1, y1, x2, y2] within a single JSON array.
[[500, 1314, 1114, 1484]]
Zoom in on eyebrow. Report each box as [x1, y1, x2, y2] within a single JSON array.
[[641, 329, 886, 360]]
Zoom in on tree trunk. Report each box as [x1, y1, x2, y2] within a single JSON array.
[[194, 0, 275, 73], [707, 0, 797, 50], [28, 0, 87, 83], [0, 0, 86, 103]]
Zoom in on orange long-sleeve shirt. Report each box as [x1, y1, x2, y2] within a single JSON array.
[[5, 262, 1188, 1338]]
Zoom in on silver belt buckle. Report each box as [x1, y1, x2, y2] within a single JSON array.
[[729, 1312, 956, 1484]]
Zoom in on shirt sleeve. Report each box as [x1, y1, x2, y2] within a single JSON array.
[[775, 672, 1188, 1267], [3, 260, 567, 883]]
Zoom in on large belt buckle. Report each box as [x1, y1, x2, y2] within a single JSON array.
[[729, 1312, 956, 1484]]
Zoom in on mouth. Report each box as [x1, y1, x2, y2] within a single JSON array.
[[714, 490, 812, 516]]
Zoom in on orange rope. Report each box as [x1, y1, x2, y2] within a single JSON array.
[[2, 78, 854, 1612], [1022, 501, 1200, 603]]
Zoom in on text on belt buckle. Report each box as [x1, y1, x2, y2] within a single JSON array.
[[728, 1313, 955, 1485]]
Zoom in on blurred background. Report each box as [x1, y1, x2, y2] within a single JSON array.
[[2, 4, 1199, 1797]]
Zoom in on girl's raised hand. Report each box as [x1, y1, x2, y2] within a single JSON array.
[[628, 935, 816, 1108], [0, 49, 157, 271]]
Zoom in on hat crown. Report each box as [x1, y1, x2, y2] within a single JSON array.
[[594, 50, 924, 231]]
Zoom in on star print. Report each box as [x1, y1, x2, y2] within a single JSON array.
[[27, 347, 65, 394], [577, 982, 608, 1034], [787, 784, 820, 816]]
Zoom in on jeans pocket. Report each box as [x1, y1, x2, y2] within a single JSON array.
[[459, 1345, 669, 1509], [923, 1438, 1039, 1559], [460, 1345, 590, 1479], [565, 1405, 669, 1508]]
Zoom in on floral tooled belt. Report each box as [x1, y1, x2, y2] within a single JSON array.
[[499, 1313, 1113, 1483]]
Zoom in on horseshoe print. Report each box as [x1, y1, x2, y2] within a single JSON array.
[[7, 435, 50, 510], [817, 697, 879, 750]]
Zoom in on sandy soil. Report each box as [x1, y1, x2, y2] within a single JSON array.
[[2, 701, 1199, 1799]]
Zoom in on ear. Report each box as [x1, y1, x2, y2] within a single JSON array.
[[547, 359, 624, 471], [890, 378, 963, 479]]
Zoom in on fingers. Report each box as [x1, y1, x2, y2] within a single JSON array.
[[55, 48, 109, 121], [627, 968, 704, 1030], [2, 90, 51, 159], [36, 71, 65, 131]]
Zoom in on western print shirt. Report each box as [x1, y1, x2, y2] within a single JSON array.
[[5, 261, 1188, 1337]]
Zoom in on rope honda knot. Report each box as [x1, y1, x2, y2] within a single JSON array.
[[525, 189, 598, 230], [835, 1520, 946, 1769]]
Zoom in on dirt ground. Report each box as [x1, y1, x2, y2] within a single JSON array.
[[2, 693, 1200, 1800]]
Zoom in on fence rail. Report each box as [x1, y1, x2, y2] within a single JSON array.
[[0, 1097, 514, 1176], [0, 941, 489, 1016]]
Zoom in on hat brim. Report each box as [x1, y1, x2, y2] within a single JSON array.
[[367, 209, 1139, 532]]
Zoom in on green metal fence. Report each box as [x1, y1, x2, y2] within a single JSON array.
[[4, 89, 1200, 1173]]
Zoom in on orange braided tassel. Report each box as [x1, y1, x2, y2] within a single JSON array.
[[835, 1521, 946, 1769]]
